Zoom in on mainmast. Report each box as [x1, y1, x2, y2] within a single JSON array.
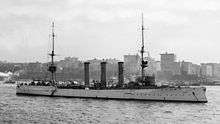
[[140, 13, 148, 82], [52, 22, 55, 65], [48, 22, 57, 85]]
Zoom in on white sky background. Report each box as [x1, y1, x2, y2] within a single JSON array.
[[0, 0, 219, 64]]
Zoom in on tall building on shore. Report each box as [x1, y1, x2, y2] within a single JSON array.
[[181, 61, 200, 76], [201, 63, 213, 77], [173, 62, 181, 75], [200, 63, 220, 78], [213, 63, 220, 78], [160, 52, 176, 75], [155, 61, 161, 72], [191, 63, 201, 76]]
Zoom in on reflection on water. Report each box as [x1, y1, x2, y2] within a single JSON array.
[[0, 84, 219, 124]]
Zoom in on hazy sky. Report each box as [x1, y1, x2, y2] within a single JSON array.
[[0, 0, 219, 64]]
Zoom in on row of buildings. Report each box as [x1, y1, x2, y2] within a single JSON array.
[[124, 52, 220, 79], [160, 53, 220, 78], [1, 53, 219, 82]]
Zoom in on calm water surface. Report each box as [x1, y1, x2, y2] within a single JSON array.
[[0, 84, 219, 124]]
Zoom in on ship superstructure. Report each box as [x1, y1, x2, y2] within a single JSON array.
[[16, 18, 208, 103]]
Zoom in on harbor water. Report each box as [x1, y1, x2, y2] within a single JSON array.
[[0, 84, 219, 124]]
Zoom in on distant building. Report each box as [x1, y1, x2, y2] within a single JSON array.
[[88, 58, 102, 72], [191, 64, 201, 76], [213, 63, 220, 78], [155, 61, 161, 72], [105, 58, 120, 79], [105, 58, 119, 64], [124, 54, 140, 76], [206, 65, 213, 77], [26, 62, 43, 72], [201, 63, 220, 78], [173, 62, 181, 75], [181, 61, 191, 75], [87, 58, 120, 81], [201, 63, 213, 77], [57, 57, 80, 69], [88, 58, 102, 80], [160, 52, 176, 75], [181, 61, 200, 76], [144, 56, 157, 76]]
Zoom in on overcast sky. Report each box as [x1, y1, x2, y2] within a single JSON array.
[[0, 0, 219, 64]]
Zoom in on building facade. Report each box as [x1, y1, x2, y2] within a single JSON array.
[[201, 63, 213, 77], [213, 63, 220, 78], [181, 61, 200, 76], [124, 54, 141, 76], [160, 53, 176, 75], [144, 56, 157, 76]]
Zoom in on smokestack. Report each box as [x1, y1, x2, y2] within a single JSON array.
[[84, 62, 90, 87], [100, 62, 107, 87], [118, 62, 124, 87]]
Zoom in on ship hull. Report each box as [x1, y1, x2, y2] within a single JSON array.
[[16, 85, 208, 103]]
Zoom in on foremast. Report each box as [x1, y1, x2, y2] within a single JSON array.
[[48, 22, 57, 85], [140, 13, 148, 83]]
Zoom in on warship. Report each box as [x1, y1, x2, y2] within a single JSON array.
[[16, 16, 208, 103]]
